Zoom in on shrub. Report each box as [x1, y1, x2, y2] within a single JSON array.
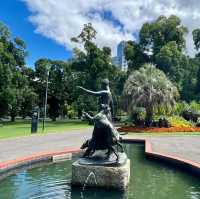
[[190, 101, 200, 111], [130, 107, 146, 126], [168, 116, 194, 127], [196, 118, 200, 127], [123, 63, 179, 127], [172, 101, 189, 115], [181, 101, 200, 122], [152, 116, 171, 128]]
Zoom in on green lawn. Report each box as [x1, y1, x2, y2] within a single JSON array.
[[1, 120, 200, 140], [0, 120, 90, 139]]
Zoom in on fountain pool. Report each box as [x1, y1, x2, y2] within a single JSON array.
[[0, 144, 200, 199]]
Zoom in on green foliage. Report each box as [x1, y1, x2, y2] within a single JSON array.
[[196, 117, 200, 127], [171, 101, 200, 124], [172, 101, 189, 115], [189, 101, 200, 112], [123, 63, 179, 126], [180, 58, 198, 101], [167, 116, 194, 127], [0, 22, 10, 39], [71, 23, 124, 115], [140, 15, 188, 55], [155, 41, 189, 88], [65, 104, 76, 119], [125, 15, 199, 103], [34, 59, 74, 121], [0, 22, 37, 120], [130, 107, 146, 125], [124, 41, 149, 70], [193, 28, 200, 51], [2, 17, 200, 122], [71, 23, 97, 45]]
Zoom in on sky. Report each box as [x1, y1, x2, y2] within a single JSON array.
[[0, 0, 72, 67], [0, 0, 200, 68]]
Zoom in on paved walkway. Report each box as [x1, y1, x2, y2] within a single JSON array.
[[0, 129, 200, 165], [123, 134, 200, 164], [0, 128, 92, 162], [150, 136, 200, 164]]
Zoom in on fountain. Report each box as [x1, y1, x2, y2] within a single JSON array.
[[72, 79, 130, 190]]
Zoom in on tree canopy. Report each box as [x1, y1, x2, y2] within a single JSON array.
[[1, 15, 200, 121]]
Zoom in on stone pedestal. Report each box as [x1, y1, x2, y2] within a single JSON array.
[[71, 155, 130, 190]]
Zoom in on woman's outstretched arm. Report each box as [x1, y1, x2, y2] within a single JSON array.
[[77, 86, 107, 96]]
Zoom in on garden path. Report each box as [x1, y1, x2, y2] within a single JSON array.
[[0, 129, 200, 166], [123, 134, 200, 164]]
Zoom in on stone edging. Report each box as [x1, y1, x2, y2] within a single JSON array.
[[123, 138, 200, 174], [0, 138, 200, 178], [0, 148, 81, 175]]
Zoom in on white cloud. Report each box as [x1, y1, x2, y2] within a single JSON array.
[[22, 0, 200, 56]]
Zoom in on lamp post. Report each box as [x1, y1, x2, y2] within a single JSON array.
[[42, 65, 50, 132]]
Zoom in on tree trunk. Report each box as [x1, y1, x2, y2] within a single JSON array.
[[52, 117, 56, 122], [145, 106, 153, 127], [11, 115, 15, 122]]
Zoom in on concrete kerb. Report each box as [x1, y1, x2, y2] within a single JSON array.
[[0, 147, 81, 180], [123, 138, 200, 175]]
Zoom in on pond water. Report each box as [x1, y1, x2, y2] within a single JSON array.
[[0, 144, 200, 199]]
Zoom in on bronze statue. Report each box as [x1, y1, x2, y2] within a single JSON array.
[[78, 79, 124, 163], [81, 105, 123, 161], [77, 79, 114, 121]]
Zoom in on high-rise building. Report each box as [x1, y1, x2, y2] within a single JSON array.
[[112, 41, 128, 71]]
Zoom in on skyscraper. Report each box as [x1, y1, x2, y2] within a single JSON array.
[[112, 41, 128, 71]]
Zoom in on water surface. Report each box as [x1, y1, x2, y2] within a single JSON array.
[[0, 144, 200, 199]]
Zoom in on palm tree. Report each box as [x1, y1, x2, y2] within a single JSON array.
[[123, 63, 179, 126]]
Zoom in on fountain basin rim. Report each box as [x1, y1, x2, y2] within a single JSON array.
[[0, 138, 200, 179], [123, 138, 200, 175], [0, 147, 80, 178]]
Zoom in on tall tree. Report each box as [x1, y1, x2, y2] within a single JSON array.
[[0, 22, 36, 120], [193, 28, 200, 51], [34, 59, 73, 121], [71, 23, 119, 115], [140, 15, 188, 57], [124, 41, 149, 70], [155, 41, 189, 88]]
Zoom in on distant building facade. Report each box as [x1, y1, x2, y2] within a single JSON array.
[[112, 41, 128, 72]]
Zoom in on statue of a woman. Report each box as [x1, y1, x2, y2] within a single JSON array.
[[77, 79, 114, 121]]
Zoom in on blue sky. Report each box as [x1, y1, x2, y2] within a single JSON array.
[[0, 0, 199, 68], [0, 0, 72, 68]]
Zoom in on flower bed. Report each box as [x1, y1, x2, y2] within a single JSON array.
[[118, 126, 200, 133]]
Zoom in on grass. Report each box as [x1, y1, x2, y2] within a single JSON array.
[[0, 120, 90, 139], [1, 119, 200, 140]]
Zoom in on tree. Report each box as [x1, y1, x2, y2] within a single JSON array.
[[193, 29, 200, 51], [181, 57, 199, 102], [34, 59, 74, 121], [125, 16, 189, 92], [140, 15, 188, 57], [0, 22, 35, 120], [71, 23, 119, 115], [71, 23, 97, 46], [123, 63, 179, 126], [124, 40, 149, 70], [155, 41, 189, 88]]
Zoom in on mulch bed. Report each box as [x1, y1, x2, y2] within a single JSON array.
[[118, 126, 200, 133]]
